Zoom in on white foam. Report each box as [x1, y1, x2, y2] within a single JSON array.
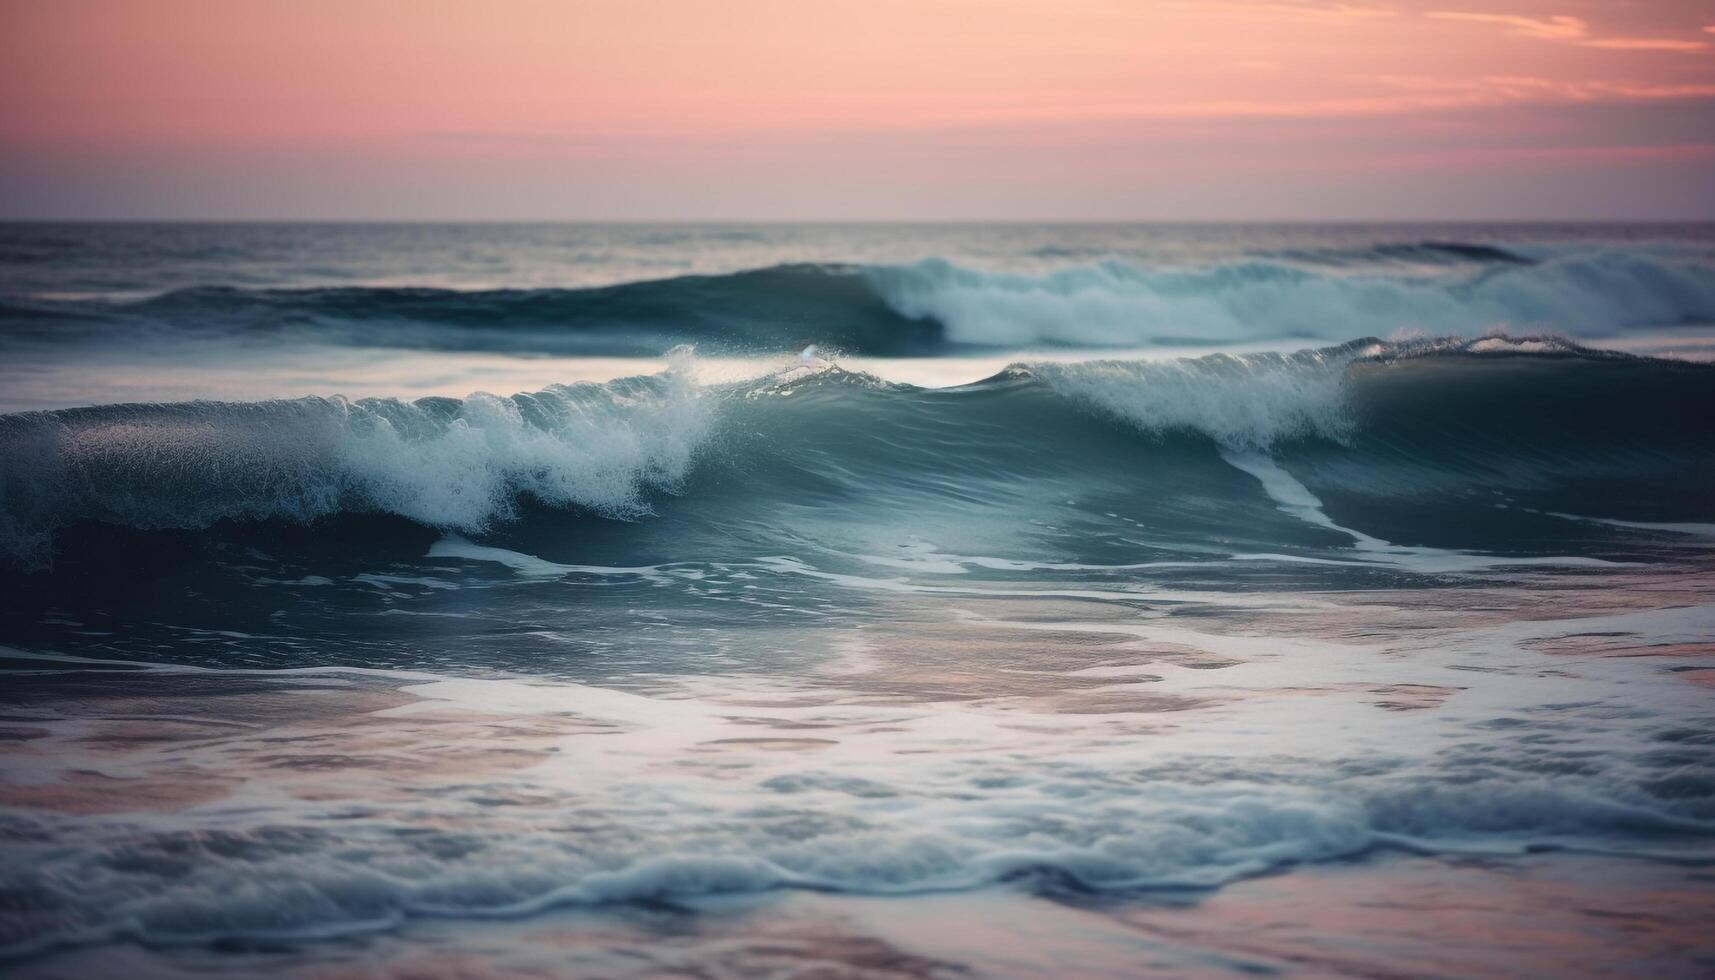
[[335, 360, 711, 531], [754, 554, 1339, 609], [866, 253, 1715, 348], [427, 535, 663, 579], [1221, 450, 1625, 573], [1028, 350, 1355, 451], [0, 358, 720, 567], [353, 573, 461, 591], [1544, 512, 1715, 539], [10, 650, 1710, 959]]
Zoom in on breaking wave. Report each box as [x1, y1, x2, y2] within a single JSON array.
[[865, 249, 1715, 346], [0, 353, 711, 565], [3, 244, 1712, 355], [3, 338, 1712, 568], [4, 760, 1709, 960]]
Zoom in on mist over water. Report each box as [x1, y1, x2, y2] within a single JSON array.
[[2, 224, 1714, 978]]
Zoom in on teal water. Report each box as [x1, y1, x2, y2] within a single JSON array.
[[2, 224, 1713, 977]]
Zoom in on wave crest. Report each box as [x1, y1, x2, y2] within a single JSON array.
[[4, 340, 1713, 568], [0, 353, 712, 566], [8, 245, 1714, 355], [1022, 345, 1359, 451], [866, 250, 1715, 347]]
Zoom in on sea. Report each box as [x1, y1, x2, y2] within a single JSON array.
[[2, 222, 1713, 978]]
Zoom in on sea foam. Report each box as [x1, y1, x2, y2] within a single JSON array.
[[0, 356, 712, 565], [1022, 346, 1356, 450], [866, 251, 1715, 347]]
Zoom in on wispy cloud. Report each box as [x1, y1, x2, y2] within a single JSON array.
[[1428, 10, 1708, 53], [1582, 38, 1707, 53], [1369, 73, 1715, 106], [1426, 12, 1586, 40], [1169, 2, 1395, 22]]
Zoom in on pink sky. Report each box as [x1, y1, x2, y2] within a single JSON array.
[[2, 0, 1712, 219]]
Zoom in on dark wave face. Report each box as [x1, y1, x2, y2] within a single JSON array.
[[4, 242, 1714, 357], [14, 264, 943, 355]]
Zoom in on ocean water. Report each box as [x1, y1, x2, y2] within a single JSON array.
[[2, 223, 1713, 978]]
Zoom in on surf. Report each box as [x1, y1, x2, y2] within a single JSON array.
[[4, 244, 1713, 357], [3, 338, 1711, 571]]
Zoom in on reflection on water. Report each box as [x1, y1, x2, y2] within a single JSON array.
[[4, 530, 1714, 974]]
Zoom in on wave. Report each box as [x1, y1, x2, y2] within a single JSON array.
[[866, 249, 1715, 346], [3, 338, 1712, 569], [1020, 344, 1357, 450], [2, 716, 1710, 961], [4, 245, 1713, 355], [0, 264, 939, 356], [0, 351, 711, 566]]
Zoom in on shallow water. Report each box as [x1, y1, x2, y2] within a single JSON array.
[[2, 223, 1713, 977]]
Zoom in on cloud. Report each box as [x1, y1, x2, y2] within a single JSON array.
[[1168, 2, 1395, 22], [1581, 38, 1707, 53], [1428, 10, 1708, 53], [1364, 74, 1715, 111], [1426, 12, 1587, 40]]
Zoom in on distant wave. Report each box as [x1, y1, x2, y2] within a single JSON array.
[[866, 249, 1715, 346], [3, 244, 1712, 355], [4, 338, 1712, 568], [0, 264, 939, 356]]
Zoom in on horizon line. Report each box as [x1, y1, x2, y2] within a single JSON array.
[[5, 217, 1715, 226]]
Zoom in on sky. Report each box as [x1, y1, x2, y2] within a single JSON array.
[[1, 0, 1712, 220]]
